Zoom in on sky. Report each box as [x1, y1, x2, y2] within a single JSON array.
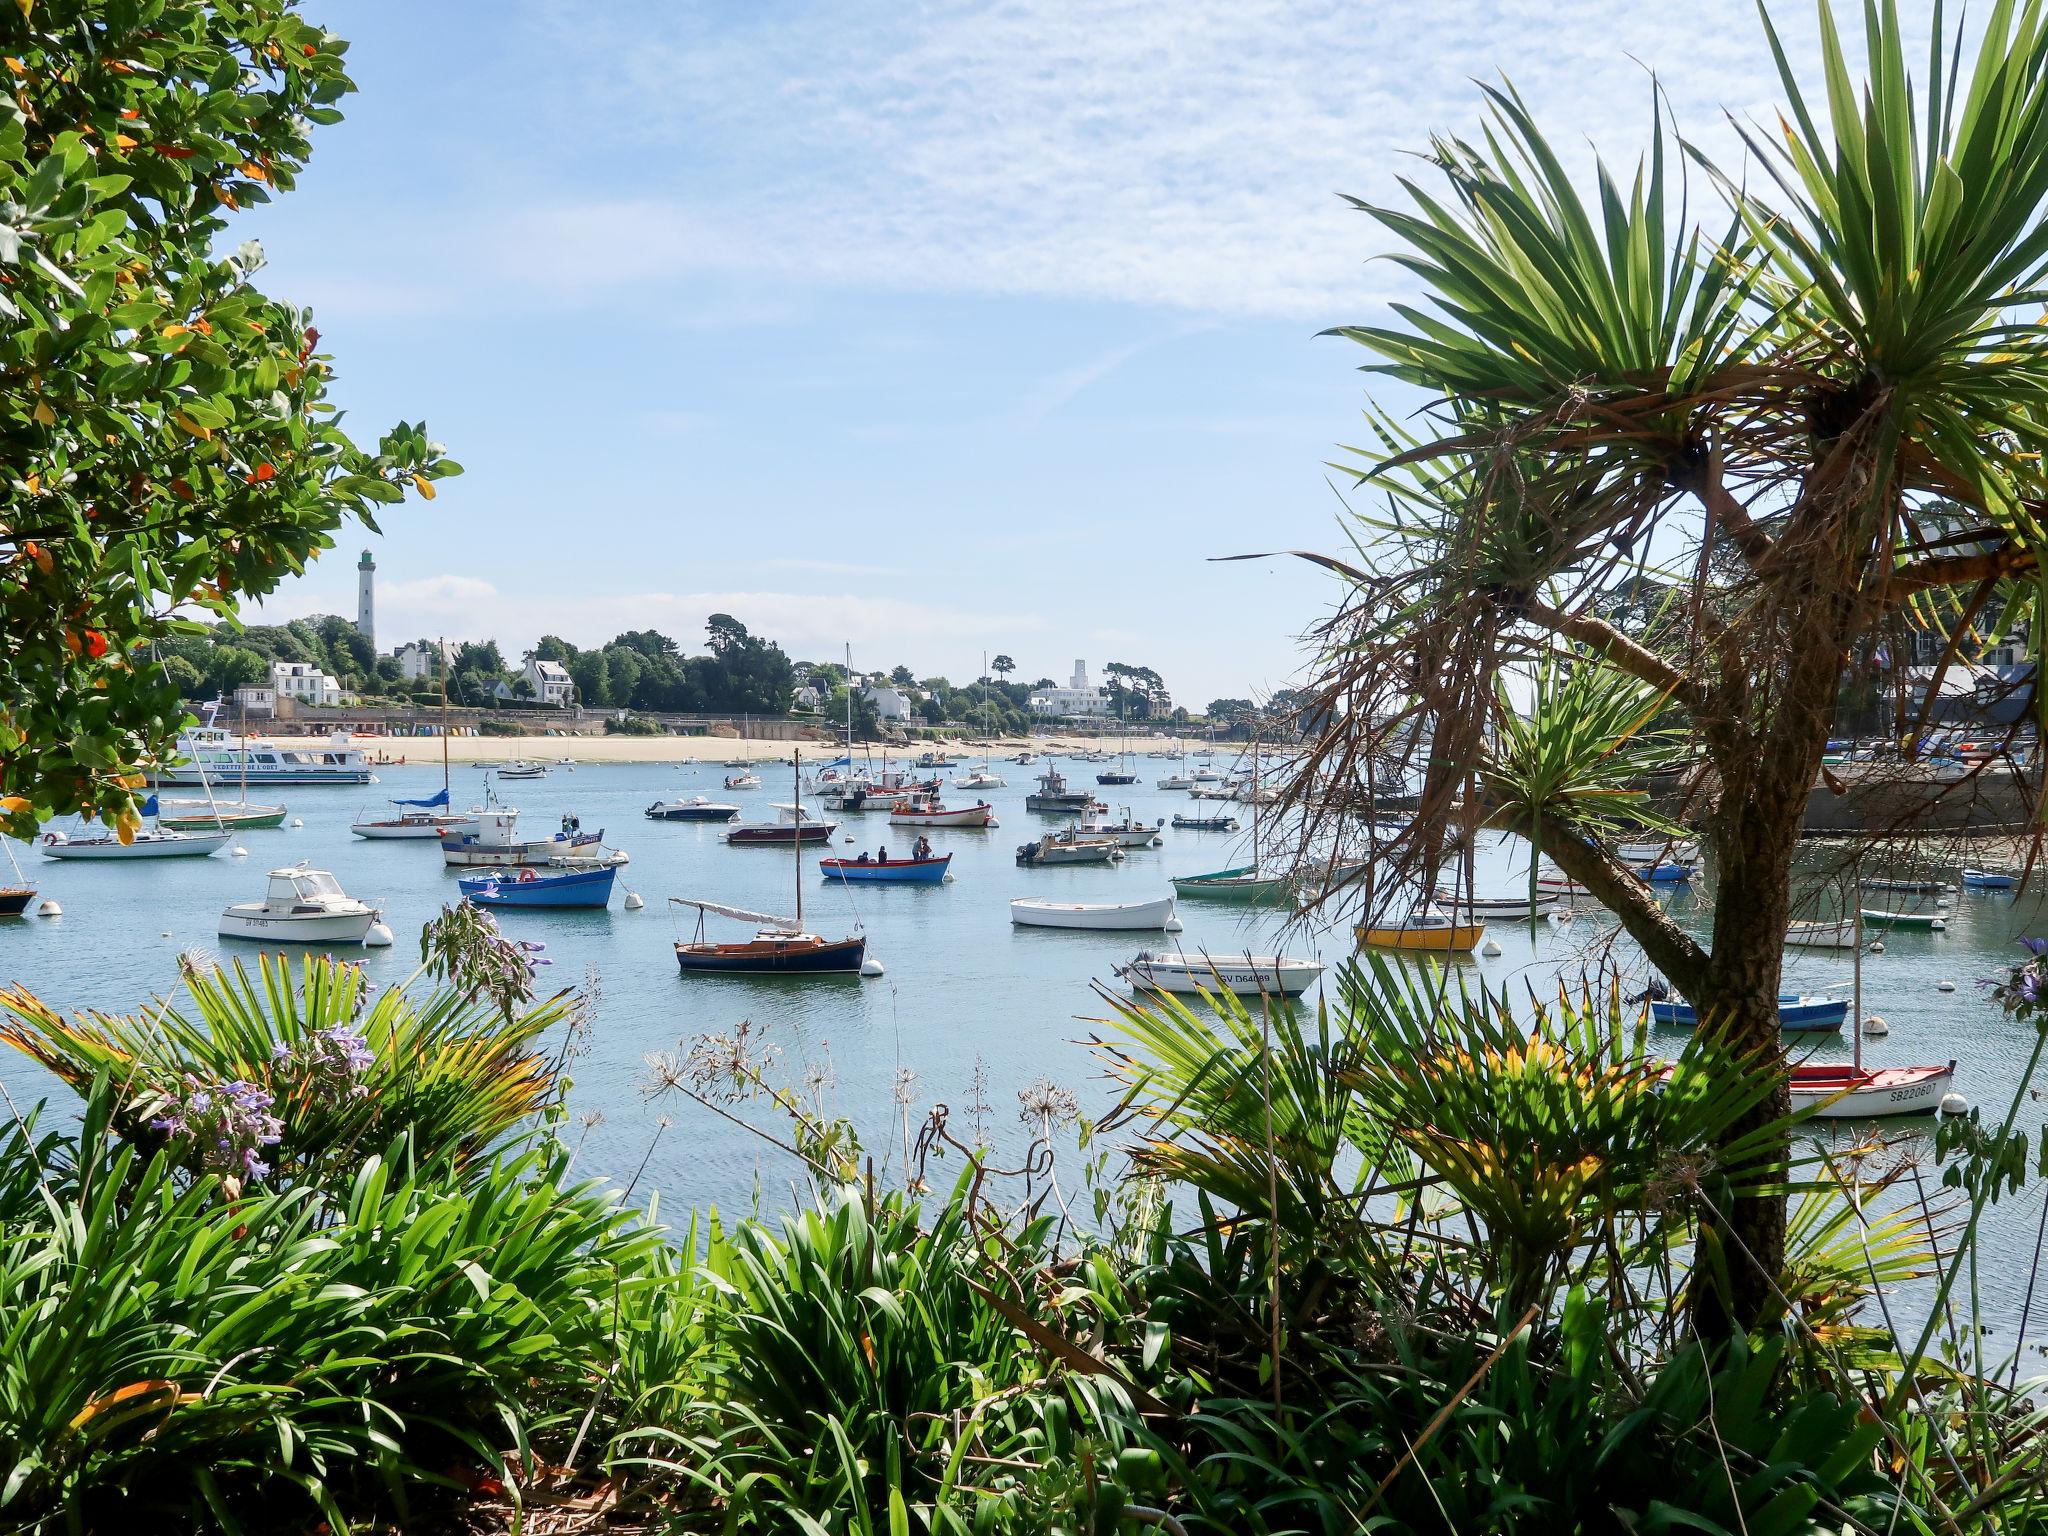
[[241, 0, 1936, 707]]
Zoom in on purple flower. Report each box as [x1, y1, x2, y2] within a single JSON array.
[[2021, 937, 2048, 957]]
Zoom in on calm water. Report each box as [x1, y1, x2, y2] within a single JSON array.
[[4, 755, 2047, 1320]]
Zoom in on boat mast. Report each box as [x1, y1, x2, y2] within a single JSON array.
[[844, 642, 853, 761], [1852, 872, 1864, 1076], [793, 747, 803, 930], [439, 635, 451, 800]]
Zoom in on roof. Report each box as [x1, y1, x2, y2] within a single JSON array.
[[530, 659, 570, 680]]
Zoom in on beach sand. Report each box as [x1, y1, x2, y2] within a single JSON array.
[[364, 733, 1206, 767]]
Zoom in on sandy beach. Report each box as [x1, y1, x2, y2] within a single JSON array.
[[364, 733, 1209, 767]]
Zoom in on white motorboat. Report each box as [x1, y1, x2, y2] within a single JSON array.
[[953, 769, 1008, 790], [1015, 831, 1123, 866], [1189, 767, 1222, 783], [441, 809, 610, 867], [888, 799, 998, 828], [645, 796, 742, 822], [148, 726, 375, 787], [495, 760, 547, 780], [1071, 806, 1164, 847], [723, 772, 762, 791], [1117, 950, 1325, 997], [1011, 895, 1179, 931], [1615, 838, 1700, 864], [1156, 774, 1195, 790], [219, 864, 382, 945]]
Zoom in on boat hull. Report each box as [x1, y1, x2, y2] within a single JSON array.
[[726, 825, 835, 846], [645, 802, 740, 822], [1025, 794, 1095, 812], [41, 830, 231, 860], [1172, 868, 1288, 903], [1962, 868, 2017, 889], [1433, 894, 1559, 921], [887, 805, 996, 828], [1649, 996, 1847, 1032], [459, 864, 617, 908], [674, 934, 868, 976], [1170, 814, 1239, 832], [442, 836, 607, 867], [0, 888, 35, 916], [158, 805, 288, 831], [1121, 953, 1323, 997], [1016, 840, 1121, 866], [1786, 919, 1859, 948], [820, 854, 951, 884], [1859, 908, 1947, 929], [1355, 922, 1485, 953], [1010, 896, 1176, 930], [218, 909, 378, 943], [352, 816, 476, 840], [1790, 1063, 1955, 1118]]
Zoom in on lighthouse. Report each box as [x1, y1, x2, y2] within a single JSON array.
[[356, 550, 375, 650]]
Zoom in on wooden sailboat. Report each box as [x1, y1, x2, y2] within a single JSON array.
[[675, 749, 876, 977]]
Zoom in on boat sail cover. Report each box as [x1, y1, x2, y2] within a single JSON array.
[[141, 793, 159, 817], [392, 787, 451, 808], [669, 897, 802, 932]]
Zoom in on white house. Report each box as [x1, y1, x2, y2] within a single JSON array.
[[859, 680, 913, 721], [521, 658, 573, 707], [269, 660, 345, 709], [394, 642, 436, 681], [233, 684, 277, 718], [1027, 659, 1111, 719]]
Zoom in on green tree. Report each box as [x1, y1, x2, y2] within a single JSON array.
[[889, 664, 915, 688], [530, 635, 578, 664], [1283, 2, 2048, 1326], [452, 640, 505, 678], [611, 628, 679, 660], [205, 645, 267, 700], [991, 654, 1016, 680], [0, 1, 455, 837], [567, 649, 611, 709]]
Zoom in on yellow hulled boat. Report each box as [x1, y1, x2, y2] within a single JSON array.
[[1355, 915, 1485, 953]]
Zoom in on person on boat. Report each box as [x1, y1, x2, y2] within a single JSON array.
[[878, 844, 890, 864], [856, 851, 872, 864], [913, 835, 933, 861]]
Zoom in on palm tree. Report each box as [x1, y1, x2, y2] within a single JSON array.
[[1277, 0, 2048, 1328]]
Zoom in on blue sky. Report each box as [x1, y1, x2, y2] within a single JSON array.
[[244, 0, 1929, 705]]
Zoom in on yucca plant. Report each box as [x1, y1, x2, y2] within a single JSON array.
[[0, 950, 570, 1181], [1273, 0, 2048, 1327]]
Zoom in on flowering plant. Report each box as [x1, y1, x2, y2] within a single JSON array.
[[151, 1074, 283, 1183]]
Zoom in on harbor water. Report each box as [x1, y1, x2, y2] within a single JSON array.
[[3, 756, 2045, 1319]]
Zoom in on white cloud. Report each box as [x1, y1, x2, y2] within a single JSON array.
[[490, 0, 1946, 319]]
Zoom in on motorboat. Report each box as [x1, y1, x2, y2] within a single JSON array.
[[495, 760, 548, 780], [887, 799, 998, 829], [1645, 991, 1848, 1032], [1789, 1062, 1956, 1118], [1859, 907, 1948, 930], [645, 797, 741, 822], [1156, 774, 1195, 790], [441, 809, 609, 867], [725, 804, 837, 846], [1117, 950, 1325, 997], [1009, 895, 1178, 930], [459, 862, 618, 909], [1171, 812, 1240, 832], [1628, 861, 1696, 883], [156, 798, 288, 831], [1171, 865, 1289, 903], [1070, 806, 1163, 847], [1015, 832, 1123, 867], [723, 772, 762, 791], [148, 726, 375, 787], [1963, 867, 2018, 890], [1355, 914, 1485, 953], [1025, 767, 1095, 813], [953, 769, 1008, 790], [218, 865, 382, 944], [819, 852, 952, 884], [352, 788, 476, 840]]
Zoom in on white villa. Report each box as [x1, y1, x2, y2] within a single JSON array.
[[1028, 661, 1111, 719], [269, 660, 347, 709]]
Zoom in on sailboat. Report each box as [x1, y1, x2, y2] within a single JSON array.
[[0, 835, 34, 915], [954, 653, 1008, 790], [1096, 691, 1137, 785], [157, 699, 287, 829], [674, 749, 878, 977], [1788, 900, 1956, 1117], [40, 794, 232, 859], [353, 643, 476, 838]]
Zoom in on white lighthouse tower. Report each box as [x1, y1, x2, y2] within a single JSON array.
[[356, 549, 376, 650]]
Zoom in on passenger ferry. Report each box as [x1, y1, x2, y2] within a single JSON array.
[[147, 727, 376, 787]]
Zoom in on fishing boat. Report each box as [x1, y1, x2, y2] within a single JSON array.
[[1790, 1062, 1956, 1118], [1025, 767, 1095, 812], [914, 751, 956, 769], [1117, 950, 1325, 997], [1431, 890, 1560, 921], [1355, 914, 1485, 953], [674, 749, 876, 978], [1862, 875, 1950, 895], [441, 809, 609, 867], [1859, 907, 1948, 930], [459, 862, 618, 909], [1785, 917, 1859, 949], [148, 725, 375, 787], [1645, 991, 1848, 1032], [1171, 812, 1240, 832], [157, 799, 288, 831], [887, 799, 998, 829], [819, 852, 952, 884], [1071, 806, 1163, 846], [645, 796, 741, 822], [218, 865, 383, 944], [1009, 895, 1178, 930], [726, 804, 837, 846], [1171, 865, 1290, 903], [495, 760, 548, 780], [1016, 831, 1123, 867], [723, 772, 762, 791], [1962, 867, 2018, 889], [40, 794, 231, 860]]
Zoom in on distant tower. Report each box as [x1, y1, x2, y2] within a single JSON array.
[[1072, 659, 1087, 690], [356, 550, 376, 650]]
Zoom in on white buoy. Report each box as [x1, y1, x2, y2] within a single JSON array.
[[1938, 979, 1957, 992], [1165, 915, 1184, 932], [860, 957, 885, 977], [290, 818, 303, 828], [1941, 1091, 1969, 1116], [1932, 918, 1947, 931], [623, 891, 645, 910], [1871, 940, 1885, 953], [362, 922, 394, 948], [942, 873, 956, 883], [1481, 938, 1503, 956], [34, 899, 59, 917], [231, 845, 247, 858], [1862, 1014, 1889, 1036]]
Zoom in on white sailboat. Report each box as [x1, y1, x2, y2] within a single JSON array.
[[954, 653, 1008, 790], [39, 793, 231, 860]]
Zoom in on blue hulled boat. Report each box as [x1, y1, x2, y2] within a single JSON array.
[[1962, 867, 2018, 890], [819, 852, 951, 884], [1647, 992, 1847, 1033], [460, 862, 617, 909]]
